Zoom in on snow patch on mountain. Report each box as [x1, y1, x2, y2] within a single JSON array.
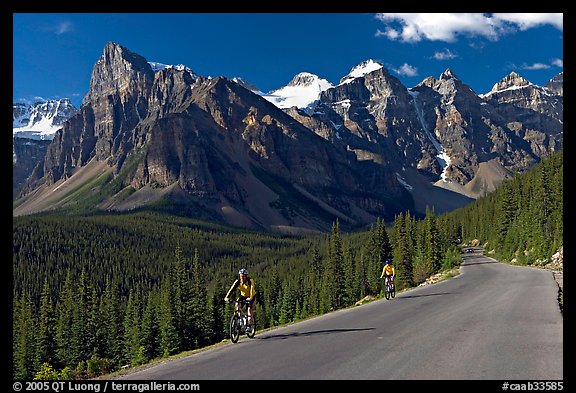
[[408, 89, 452, 182], [396, 170, 414, 191], [339, 59, 383, 85], [148, 61, 199, 79], [13, 99, 77, 140], [231, 77, 264, 94], [262, 72, 334, 114]]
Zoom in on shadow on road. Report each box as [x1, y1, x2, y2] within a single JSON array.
[[462, 259, 499, 266], [398, 292, 454, 299], [257, 327, 374, 341]]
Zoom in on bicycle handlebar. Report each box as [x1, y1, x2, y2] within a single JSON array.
[[225, 298, 251, 305]]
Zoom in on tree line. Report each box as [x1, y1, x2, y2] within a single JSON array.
[[13, 150, 562, 379]]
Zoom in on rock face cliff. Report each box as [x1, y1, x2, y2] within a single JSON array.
[[13, 99, 78, 197], [13, 138, 52, 198], [16, 42, 412, 231], [286, 63, 562, 200], [15, 42, 562, 231]]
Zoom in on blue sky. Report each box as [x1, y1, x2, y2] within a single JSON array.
[[13, 13, 563, 108]]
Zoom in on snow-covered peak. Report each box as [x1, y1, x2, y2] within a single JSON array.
[[231, 77, 263, 94], [262, 72, 333, 114], [339, 59, 383, 85], [148, 61, 198, 79], [480, 72, 535, 98], [13, 98, 78, 140], [439, 68, 460, 81], [286, 72, 326, 87]]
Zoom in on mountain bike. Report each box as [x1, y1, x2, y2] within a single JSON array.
[[384, 276, 396, 300], [227, 299, 256, 343]]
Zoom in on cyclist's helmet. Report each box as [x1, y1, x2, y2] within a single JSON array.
[[238, 268, 248, 275], [385, 259, 391, 265]]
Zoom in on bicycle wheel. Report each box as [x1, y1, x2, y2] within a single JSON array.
[[246, 314, 256, 338], [229, 313, 240, 343], [384, 285, 391, 300], [391, 284, 396, 298]]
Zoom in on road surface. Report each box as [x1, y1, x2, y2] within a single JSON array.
[[114, 249, 563, 380]]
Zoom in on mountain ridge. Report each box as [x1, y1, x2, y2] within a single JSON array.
[[13, 41, 562, 233]]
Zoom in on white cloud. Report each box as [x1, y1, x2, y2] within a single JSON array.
[[390, 63, 418, 77], [493, 13, 563, 31], [375, 13, 563, 43], [433, 48, 458, 60], [55, 21, 73, 35], [521, 63, 551, 70], [512, 58, 563, 71]]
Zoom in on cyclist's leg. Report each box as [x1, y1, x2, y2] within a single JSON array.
[[247, 297, 255, 325]]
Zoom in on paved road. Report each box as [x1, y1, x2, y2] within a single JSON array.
[[115, 250, 563, 380]]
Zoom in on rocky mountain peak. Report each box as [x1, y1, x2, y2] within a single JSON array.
[[231, 77, 262, 93], [431, 68, 476, 98], [83, 41, 155, 105], [14, 42, 563, 232], [339, 59, 383, 85], [149, 61, 199, 80], [488, 72, 532, 94], [13, 98, 78, 140], [416, 76, 438, 89], [545, 72, 563, 96], [263, 72, 333, 113], [287, 72, 324, 87], [439, 68, 460, 82], [480, 70, 563, 124]]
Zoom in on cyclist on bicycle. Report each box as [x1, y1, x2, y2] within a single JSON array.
[[224, 268, 257, 333], [380, 259, 395, 288]]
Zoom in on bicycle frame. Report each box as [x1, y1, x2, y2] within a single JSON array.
[[383, 276, 395, 300], [227, 299, 256, 342]]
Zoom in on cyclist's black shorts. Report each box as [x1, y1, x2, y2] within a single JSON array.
[[238, 295, 257, 307]]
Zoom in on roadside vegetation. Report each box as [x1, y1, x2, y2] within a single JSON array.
[[13, 151, 562, 380]]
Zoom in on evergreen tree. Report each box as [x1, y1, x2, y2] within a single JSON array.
[[365, 218, 392, 294], [159, 280, 179, 357], [73, 270, 91, 363], [321, 220, 345, 311], [13, 293, 36, 379], [36, 279, 55, 368], [342, 242, 356, 305], [208, 276, 226, 343], [140, 292, 160, 362], [98, 278, 122, 367], [495, 180, 518, 258], [354, 251, 368, 299], [279, 285, 296, 324], [393, 212, 413, 289], [55, 271, 77, 368], [423, 207, 442, 275], [123, 289, 142, 365], [304, 246, 322, 315], [171, 243, 193, 350], [11, 149, 562, 378], [86, 286, 101, 360], [265, 268, 282, 326], [190, 248, 209, 348]]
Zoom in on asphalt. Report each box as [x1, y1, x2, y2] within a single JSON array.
[[113, 249, 563, 381]]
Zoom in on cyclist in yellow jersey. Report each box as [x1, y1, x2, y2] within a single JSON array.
[[380, 259, 395, 287], [225, 268, 257, 332]]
